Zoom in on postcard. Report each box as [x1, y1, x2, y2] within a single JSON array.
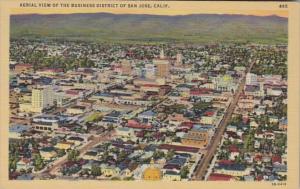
[[0, 1, 299, 189]]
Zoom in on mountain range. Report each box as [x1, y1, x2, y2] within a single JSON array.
[[10, 13, 288, 44]]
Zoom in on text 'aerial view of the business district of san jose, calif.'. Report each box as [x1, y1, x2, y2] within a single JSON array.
[[8, 12, 287, 181]]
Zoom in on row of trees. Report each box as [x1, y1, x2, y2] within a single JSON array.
[[13, 49, 96, 72], [192, 101, 213, 116]]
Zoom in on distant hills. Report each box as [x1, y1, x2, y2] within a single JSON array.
[[10, 13, 288, 44]]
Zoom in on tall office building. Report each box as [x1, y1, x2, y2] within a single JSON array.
[[121, 60, 132, 75], [31, 86, 54, 113], [175, 53, 183, 66], [144, 64, 156, 79], [246, 73, 258, 85], [154, 49, 170, 78], [160, 48, 165, 59]]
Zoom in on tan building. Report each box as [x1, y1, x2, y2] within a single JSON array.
[[40, 147, 57, 160], [66, 105, 87, 115], [55, 141, 74, 150], [14, 64, 33, 73], [181, 127, 209, 148], [154, 49, 170, 78], [155, 59, 170, 78], [121, 60, 132, 75]]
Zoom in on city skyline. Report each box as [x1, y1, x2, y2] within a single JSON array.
[[7, 7, 288, 182]]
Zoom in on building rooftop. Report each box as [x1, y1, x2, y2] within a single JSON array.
[[139, 110, 156, 117], [105, 110, 123, 118], [9, 125, 31, 133]]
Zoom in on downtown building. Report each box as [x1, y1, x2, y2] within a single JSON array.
[[31, 86, 55, 113], [121, 59, 133, 76], [154, 49, 170, 78]]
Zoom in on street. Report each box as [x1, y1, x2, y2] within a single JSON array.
[[192, 61, 255, 180]]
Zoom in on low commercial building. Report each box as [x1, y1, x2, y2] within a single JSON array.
[[40, 147, 57, 160], [9, 125, 31, 139], [66, 105, 87, 115], [163, 171, 181, 181], [214, 163, 251, 177], [55, 141, 74, 150], [116, 127, 134, 138], [32, 115, 61, 132], [181, 127, 209, 148], [102, 165, 121, 177]]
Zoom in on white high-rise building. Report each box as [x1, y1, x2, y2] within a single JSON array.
[[160, 48, 165, 59], [31, 86, 54, 113], [144, 64, 156, 79], [246, 73, 258, 85], [175, 53, 183, 66]]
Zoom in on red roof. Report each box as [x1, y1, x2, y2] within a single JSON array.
[[135, 130, 144, 137], [142, 84, 160, 88], [229, 145, 240, 153], [127, 120, 152, 129], [15, 64, 33, 68], [128, 119, 139, 126], [256, 175, 263, 181], [66, 90, 80, 95], [242, 117, 249, 124], [255, 154, 262, 161], [208, 173, 233, 181], [204, 111, 215, 116], [190, 88, 211, 96], [180, 122, 194, 127], [128, 124, 152, 129], [272, 155, 282, 164], [218, 160, 234, 165]]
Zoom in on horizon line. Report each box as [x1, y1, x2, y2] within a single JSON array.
[[11, 12, 288, 19], [11, 8, 288, 18]]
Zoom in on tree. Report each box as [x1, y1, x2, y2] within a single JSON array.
[[107, 125, 114, 131], [192, 101, 211, 113], [91, 166, 101, 177], [9, 157, 18, 172], [123, 176, 134, 181], [217, 150, 229, 160], [102, 151, 109, 162], [219, 67, 227, 75], [153, 150, 165, 160], [243, 133, 254, 152], [33, 153, 44, 171], [180, 166, 189, 179], [230, 114, 243, 125], [20, 168, 26, 174], [67, 149, 80, 162], [57, 149, 66, 157], [166, 150, 175, 160], [235, 155, 242, 164], [111, 176, 121, 180], [118, 150, 127, 162]]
